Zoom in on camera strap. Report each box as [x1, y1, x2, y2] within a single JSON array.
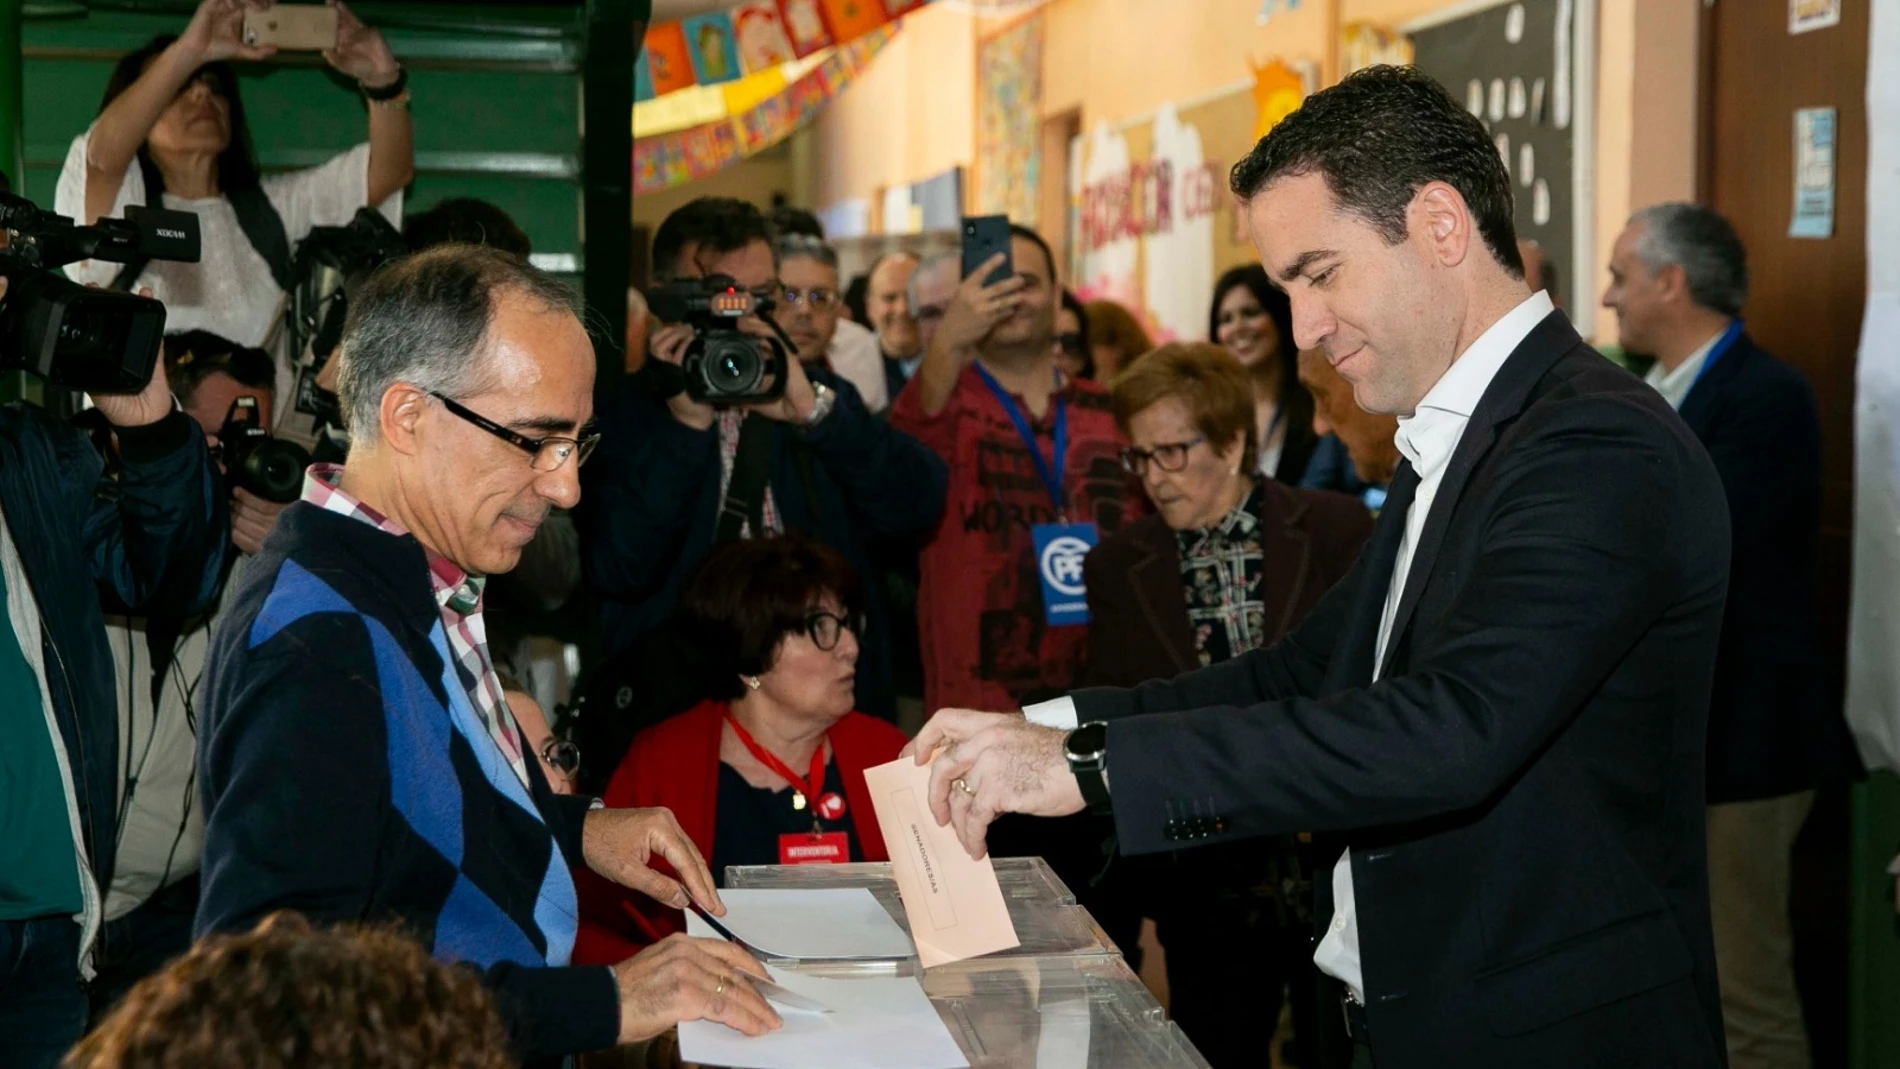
[[716, 415, 774, 544], [108, 185, 294, 293]]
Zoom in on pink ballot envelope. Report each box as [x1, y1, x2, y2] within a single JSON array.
[[863, 756, 1020, 967]]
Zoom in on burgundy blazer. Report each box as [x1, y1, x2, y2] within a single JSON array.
[[1083, 478, 1374, 688]]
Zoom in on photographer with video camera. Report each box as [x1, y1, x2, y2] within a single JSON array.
[[89, 331, 305, 1014], [56, 0, 413, 422], [579, 197, 945, 780], [0, 178, 226, 1067]]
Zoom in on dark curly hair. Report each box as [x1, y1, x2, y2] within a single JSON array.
[[64, 912, 512, 1069], [651, 197, 776, 283], [677, 534, 863, 701], [1230, 65, 1524, 280]]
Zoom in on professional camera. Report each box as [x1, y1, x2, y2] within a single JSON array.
[[218, 396, 311, 504], [285, 207, 408, 430], [0, 192, 200, 393], [645, 274, 791, 404]]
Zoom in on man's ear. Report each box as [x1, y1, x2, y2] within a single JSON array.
[[378, 382, 430, 457], [1414, 182, 1474, 269]]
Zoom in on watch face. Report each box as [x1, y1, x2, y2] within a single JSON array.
[[1066, 722, 1108, 760]]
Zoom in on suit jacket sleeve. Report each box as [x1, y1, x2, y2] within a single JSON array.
[[1700, 370, 1822, 559], [198, 611, 620, 1060], [1097, 399, 1725, 856], [800, 371, 948, 537]]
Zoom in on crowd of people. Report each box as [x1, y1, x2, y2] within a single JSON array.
[[0, 10, 1854, 1068]]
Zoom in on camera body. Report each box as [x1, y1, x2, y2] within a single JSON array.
[[0, 193, 201, 393], [645, 274, 789, 404], [286, 207, 408, 431], [218, 396, 311, 504]]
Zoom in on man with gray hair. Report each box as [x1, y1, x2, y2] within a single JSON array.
[[1604, 202, 1837, 1069], [195, 245, 782, 1065]]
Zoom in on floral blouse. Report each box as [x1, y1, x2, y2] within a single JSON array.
[[1175, 479, 1269, 667]]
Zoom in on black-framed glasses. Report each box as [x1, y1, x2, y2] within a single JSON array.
[[431, 393, 600, 473], [778, 287, 840, 310], [1119, 435, 1208, 476], [539, 735, 580, 776], [804, 609, 863, 652], [1055, 331, 1087, 357]]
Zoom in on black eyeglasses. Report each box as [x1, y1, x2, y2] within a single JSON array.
[[803, 609, 862, 652], [432, 393, 600, 473], [539, 735, 580, 776], [778, 287, 840, 310], [1055, 331, 1087, 357], [1119, 435, 1208, 476]]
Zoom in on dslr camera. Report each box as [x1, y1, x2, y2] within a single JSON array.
[[645, 274, 790, 404], [217, 396, 311, 504], [0, 192, 200, 393]]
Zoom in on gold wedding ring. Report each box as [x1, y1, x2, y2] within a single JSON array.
[[953, 778, 977, 797], [715, 977, 728, 996]]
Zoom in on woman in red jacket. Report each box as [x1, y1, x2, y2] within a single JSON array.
[[573, 535, 907, 966]]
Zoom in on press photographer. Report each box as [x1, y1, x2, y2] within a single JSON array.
[[0, 179, 226, 1069], [579, 197, 946, 781]]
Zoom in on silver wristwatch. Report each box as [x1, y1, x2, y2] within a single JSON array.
[[803, 381, 836, 427]]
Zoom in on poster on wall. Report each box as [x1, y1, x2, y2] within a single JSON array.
[[1790, 0, 1842, 34], [975, 13, 1045, 225], [1410, 0, 1577, 305], [1790, 106, 1837, 238]]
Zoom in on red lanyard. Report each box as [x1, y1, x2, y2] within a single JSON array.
[[724, 709, 828, 814]]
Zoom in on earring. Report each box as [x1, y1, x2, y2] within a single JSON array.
[[744, 676, 762, 691]]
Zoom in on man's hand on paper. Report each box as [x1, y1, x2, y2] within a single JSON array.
[[903, 709, 1085, 860], [612, 933, 783, 1044], [583, 807, 726, 916]]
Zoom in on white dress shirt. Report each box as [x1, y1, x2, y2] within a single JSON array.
[[1643, 326, 1729, 411]]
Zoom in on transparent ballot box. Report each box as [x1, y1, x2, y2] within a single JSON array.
[[723, 856, 1116, 960]]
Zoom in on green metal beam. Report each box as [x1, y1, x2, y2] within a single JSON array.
[[2, 0, 24, 186], [581, 0, 638, 397]]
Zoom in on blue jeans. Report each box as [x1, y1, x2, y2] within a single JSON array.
[[0, 916, 89, 1069]]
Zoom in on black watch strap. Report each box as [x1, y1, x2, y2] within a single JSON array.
[[361, 66, 408, 101], [1065, 723, 1112, 814]]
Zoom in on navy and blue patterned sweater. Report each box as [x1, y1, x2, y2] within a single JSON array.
[[194, 503, 619, 1062]]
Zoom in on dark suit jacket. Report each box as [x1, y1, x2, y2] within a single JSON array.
[[1083, 477, 1373, 687], [1071, 313, 1732, 1069], [1677, 331, 1845, 802]]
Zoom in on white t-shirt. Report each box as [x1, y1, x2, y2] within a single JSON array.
[[55, 131, 403, 415]]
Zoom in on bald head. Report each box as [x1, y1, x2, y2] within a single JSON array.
[[868, 252, 921, 358], [908, 253, 960, 353]]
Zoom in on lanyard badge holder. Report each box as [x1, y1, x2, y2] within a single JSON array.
[[975, 366, 1098, 627], [725, 710, 850, 864]]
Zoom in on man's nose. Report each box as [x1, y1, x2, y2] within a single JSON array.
[[1289, 291, 1335, 352], [535, 460, 582, 510]]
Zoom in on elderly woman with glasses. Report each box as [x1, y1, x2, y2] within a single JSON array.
[[573, 535, 907, 964], [1082, 341, 1372, 1069]]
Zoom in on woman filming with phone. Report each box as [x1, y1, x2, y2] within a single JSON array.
[[55, 0, 413, 409]]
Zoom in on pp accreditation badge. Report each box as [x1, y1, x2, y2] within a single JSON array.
[[1032, 522, 1098, 627]]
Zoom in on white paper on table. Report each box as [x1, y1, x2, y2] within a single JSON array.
[[685, 890, 913, 960], [678, 968, 969, 1069]]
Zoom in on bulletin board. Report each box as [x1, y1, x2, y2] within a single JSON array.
[[1407, 0, 1583, 296]]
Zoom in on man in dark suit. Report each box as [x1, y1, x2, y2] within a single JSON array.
[[907, 66, 1732, 1069], [1604, 203, 1836, 1069]]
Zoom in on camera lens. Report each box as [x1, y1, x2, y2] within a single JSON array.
[[702, 334, 764, 396]]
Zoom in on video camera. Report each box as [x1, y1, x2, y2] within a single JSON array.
[[286, 207, 408, 430], [0, 193, 201, 393], [217, 395, 310, 504], [646, 274, 791, 404]]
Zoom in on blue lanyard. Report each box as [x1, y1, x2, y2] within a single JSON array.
[[974, 363, 1067, 514], [1691, 320, 1747, 389]]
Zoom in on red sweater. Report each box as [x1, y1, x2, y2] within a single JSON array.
[[571, 700, 905, 966]]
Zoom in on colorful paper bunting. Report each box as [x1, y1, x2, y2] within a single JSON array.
[[819, 0, 888, 40], [641, 23, 696, 96], [733, 1, 799, 71], [681, 13, 744, 86], [779, 0, 836, 59]]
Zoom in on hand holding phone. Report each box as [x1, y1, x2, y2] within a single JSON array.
[[961, 215, 1014, 286], [242, 4, 339, 51]]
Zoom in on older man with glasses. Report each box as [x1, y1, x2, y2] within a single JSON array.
[[194, 245, 783, 1067]]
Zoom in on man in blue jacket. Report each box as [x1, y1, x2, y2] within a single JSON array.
[[195, 246, 780, 1066], [1604, 202, 1848, 1069], [0, 276, 226, 1068], [581, 198, 946, 752]]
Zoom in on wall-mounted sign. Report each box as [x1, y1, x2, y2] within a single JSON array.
[[1790, 106, 1837, 239]]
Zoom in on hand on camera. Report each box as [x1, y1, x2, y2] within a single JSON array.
[[178, 0, 277, 65], [648, 323, 716, 431], [89, 289, 176, 430], [935, 253, 1027, 358], [742, 340, 818, 425], [611, 934, 781, 1045], [230, 487, 289, 556]]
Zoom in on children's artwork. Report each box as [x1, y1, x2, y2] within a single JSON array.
[[975, 12, 1044, 223], [681, 13, 743, 86], [1789, 0, 1841, 35], [820, 0, 888, 42], [780, 0, 836, 57], [883, 0, 929, 15], [733, 1, 799, 72], [633, 51, 655, 102], [642, 22, 696, 96], [1249, 58, 1308, 141]]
